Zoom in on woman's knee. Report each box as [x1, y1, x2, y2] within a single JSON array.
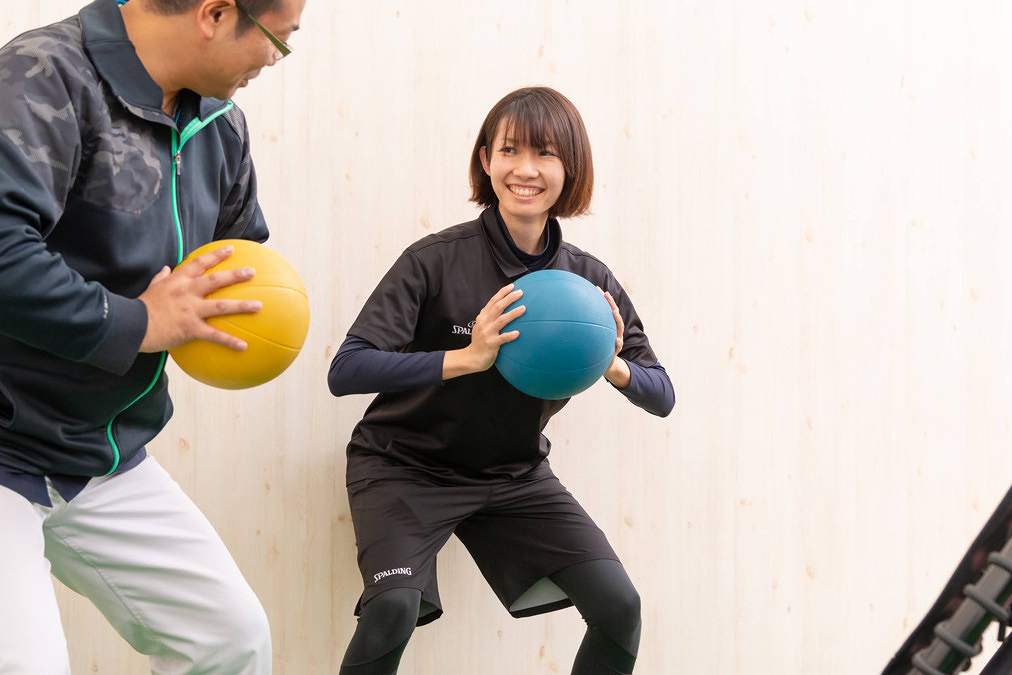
[[359, 588, 421, 643], [606, 583, 641, 630], [340, 588, 421, 671]]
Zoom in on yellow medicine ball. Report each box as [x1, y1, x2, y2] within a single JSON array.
[[169, 239, 310, 389]]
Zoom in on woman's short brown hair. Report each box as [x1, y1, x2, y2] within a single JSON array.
[[469, 87, 593, 219]]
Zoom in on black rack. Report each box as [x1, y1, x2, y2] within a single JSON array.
[[884, 485, 1012, 675], [909, 541, 1012, 673]]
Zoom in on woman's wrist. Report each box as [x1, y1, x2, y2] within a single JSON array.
[[442, 347, 481, 381], [604, 356, 631, 389]]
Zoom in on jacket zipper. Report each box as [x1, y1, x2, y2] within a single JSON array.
[[102, 102, 235, 475]]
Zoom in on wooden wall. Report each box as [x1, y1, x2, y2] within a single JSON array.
[[5, 1, 1012, 673]]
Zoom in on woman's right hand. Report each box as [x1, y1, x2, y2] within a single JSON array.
[[443, 284, 525, 380]]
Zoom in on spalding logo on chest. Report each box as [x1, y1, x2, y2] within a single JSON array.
[[450, 320, 475, 336]]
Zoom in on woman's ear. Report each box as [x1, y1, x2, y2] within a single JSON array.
[[479, 146, 491, 176]]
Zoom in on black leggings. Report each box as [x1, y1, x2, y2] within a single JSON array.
[[553, 559, 641, 674], [338, 559, 640, 674], [339, 587, 421, 675]]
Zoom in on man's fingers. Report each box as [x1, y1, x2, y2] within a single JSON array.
[[199, 298, 262, 319], [184, 246, 235, 276], [197, 267, 255, 295], [196, 324, 247, 351]]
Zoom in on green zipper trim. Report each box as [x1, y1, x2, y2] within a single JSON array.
[[103, 101, 235, 476], [104, 350, 168, 470]]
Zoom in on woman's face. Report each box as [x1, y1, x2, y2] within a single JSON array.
[[480, 119, 566, 225]]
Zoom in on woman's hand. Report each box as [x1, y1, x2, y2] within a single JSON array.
[[443, 284, 526, 380], [601, 288, 631, 389]]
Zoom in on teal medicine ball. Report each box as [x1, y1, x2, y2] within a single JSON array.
[[496, 269, 617, 400]]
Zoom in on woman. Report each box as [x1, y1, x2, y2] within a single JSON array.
[[329, 86, 674, 675]]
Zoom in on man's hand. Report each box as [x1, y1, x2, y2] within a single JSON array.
[[138, 246, 262, 353]]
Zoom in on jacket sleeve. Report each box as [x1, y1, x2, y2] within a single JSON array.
[[214, 105, 269, 244], [0, 43, 147, 375]]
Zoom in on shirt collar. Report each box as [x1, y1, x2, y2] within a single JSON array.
[[479, 206, 562, 279]]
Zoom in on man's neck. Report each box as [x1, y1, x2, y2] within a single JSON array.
[[119, 1, 186, 116]]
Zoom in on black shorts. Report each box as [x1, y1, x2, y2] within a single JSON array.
[[347, 458, 618, 626]]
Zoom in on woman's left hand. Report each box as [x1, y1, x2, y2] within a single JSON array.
[[600, 288, 631, 389]]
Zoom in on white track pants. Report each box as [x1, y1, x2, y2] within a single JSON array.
[[0, 455, 271, 674]]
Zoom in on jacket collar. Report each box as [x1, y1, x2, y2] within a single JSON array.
[[79, 0, 228, 128]]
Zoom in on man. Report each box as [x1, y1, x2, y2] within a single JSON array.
[[0, 0, 304, 672]]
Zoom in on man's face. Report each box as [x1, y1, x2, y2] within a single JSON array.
[[199, 0, 305, 100]]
